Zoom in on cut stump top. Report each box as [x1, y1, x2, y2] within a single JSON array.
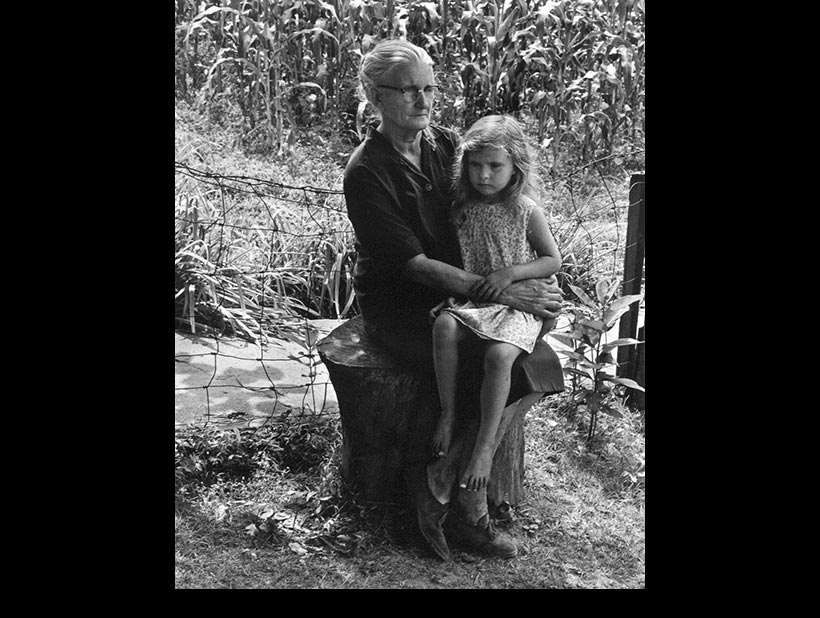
[[317, 315, 403, 370]]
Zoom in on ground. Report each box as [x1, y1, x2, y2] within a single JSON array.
[[174, 385, 645, 589]]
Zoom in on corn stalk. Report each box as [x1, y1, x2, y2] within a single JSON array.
[[177, 0, 644, 170]]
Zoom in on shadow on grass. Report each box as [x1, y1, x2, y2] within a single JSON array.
[[175, 401, 644, 588], [175, 468, 581, 588]]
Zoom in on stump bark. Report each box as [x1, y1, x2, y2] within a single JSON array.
[[317, 315, 546, 509]]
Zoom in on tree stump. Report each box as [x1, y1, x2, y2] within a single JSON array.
[[317, 315, 559, 510]]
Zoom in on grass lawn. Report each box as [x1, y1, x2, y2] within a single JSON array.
[[174, 393, 645, 589]]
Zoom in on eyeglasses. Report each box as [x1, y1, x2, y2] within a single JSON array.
[[376, 84, 440, 103]]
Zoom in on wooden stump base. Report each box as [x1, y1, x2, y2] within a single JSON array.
[[317, 316, 536, 509]]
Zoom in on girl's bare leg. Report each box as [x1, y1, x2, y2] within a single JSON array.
[[432, 313, 468, 460], [460, 341, 523, 491]]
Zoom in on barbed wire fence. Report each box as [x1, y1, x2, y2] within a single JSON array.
[[174, 153, 645, 430], [174, 161, 356, 429]]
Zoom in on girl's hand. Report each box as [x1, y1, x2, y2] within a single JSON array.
[[471, 269, 514, 302], [429, 296, 457, 323]]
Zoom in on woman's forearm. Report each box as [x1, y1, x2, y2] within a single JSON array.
[[403, 254, 483, 298], [404, 254, 562, 319]]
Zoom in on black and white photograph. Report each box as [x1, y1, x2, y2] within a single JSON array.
[[174, 0, 645, 589]]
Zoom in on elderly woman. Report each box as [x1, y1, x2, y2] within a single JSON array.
[[343, 39, 564, 561]]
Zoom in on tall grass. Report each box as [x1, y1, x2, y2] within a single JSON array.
[[175, 105, 359, 340]]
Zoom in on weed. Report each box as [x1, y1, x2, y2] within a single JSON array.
[[174, 417, 340, 492], [551, 277, 644, 443]]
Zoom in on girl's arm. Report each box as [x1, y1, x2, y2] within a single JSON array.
[[472, 207, 562, 302]]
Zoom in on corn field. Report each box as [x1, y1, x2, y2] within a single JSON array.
[[175, 0, 645, 171]]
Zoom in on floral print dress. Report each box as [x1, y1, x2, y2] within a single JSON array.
[[444, 195, 544, 353]]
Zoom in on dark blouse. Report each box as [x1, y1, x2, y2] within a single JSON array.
[[343, 125, 462, 325]]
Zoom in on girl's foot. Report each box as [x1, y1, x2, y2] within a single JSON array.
[[460, 448, 493, 491], [432, 412, 455, 458]]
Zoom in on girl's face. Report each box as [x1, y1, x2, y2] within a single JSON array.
[[467, 147, 515, 203]]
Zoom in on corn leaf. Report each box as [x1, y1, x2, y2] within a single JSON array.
[[495, 5, 520, 42]]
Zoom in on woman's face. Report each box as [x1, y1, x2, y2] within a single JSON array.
[[374, 60, 436, 135]]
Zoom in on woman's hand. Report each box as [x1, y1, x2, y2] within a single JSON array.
[[470, 268, 515, 302], [403, 255, 562, 319], [497, 276, 563, 319], [429, 296, 457, 323]]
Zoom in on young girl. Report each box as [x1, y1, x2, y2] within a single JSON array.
[[430, 114, 562, 492]]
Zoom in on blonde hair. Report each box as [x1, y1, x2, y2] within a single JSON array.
[[357, 39, 434, 111], [451, 115, 541, 226]]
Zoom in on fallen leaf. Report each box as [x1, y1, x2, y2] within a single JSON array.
[[289, 542, 308, 556]]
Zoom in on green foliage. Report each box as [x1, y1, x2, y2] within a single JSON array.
[[174, 144, 358, 332], [547, 181, 625, 298], [551, 276, 643, 442], [175, 418, 340, 491], [174, 0, 645, 173]]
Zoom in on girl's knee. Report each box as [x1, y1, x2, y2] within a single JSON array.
[[483, 343, 521, 372], [433, 312, 460, 340]]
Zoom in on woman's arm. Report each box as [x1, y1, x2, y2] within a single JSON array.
[[403, 255, 483, 298], [497, 278, 563, 319], [403, 254, 563, 319]]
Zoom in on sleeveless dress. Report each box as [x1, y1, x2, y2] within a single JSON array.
[[444, 195, 544, 354]]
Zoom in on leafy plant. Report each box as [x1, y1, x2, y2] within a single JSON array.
[[551, 276, 644, 442], [175, 419, 341, 492]]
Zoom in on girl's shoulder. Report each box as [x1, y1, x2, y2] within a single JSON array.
[[516, 194, 538, 208], [512, 193, 538, 217]]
